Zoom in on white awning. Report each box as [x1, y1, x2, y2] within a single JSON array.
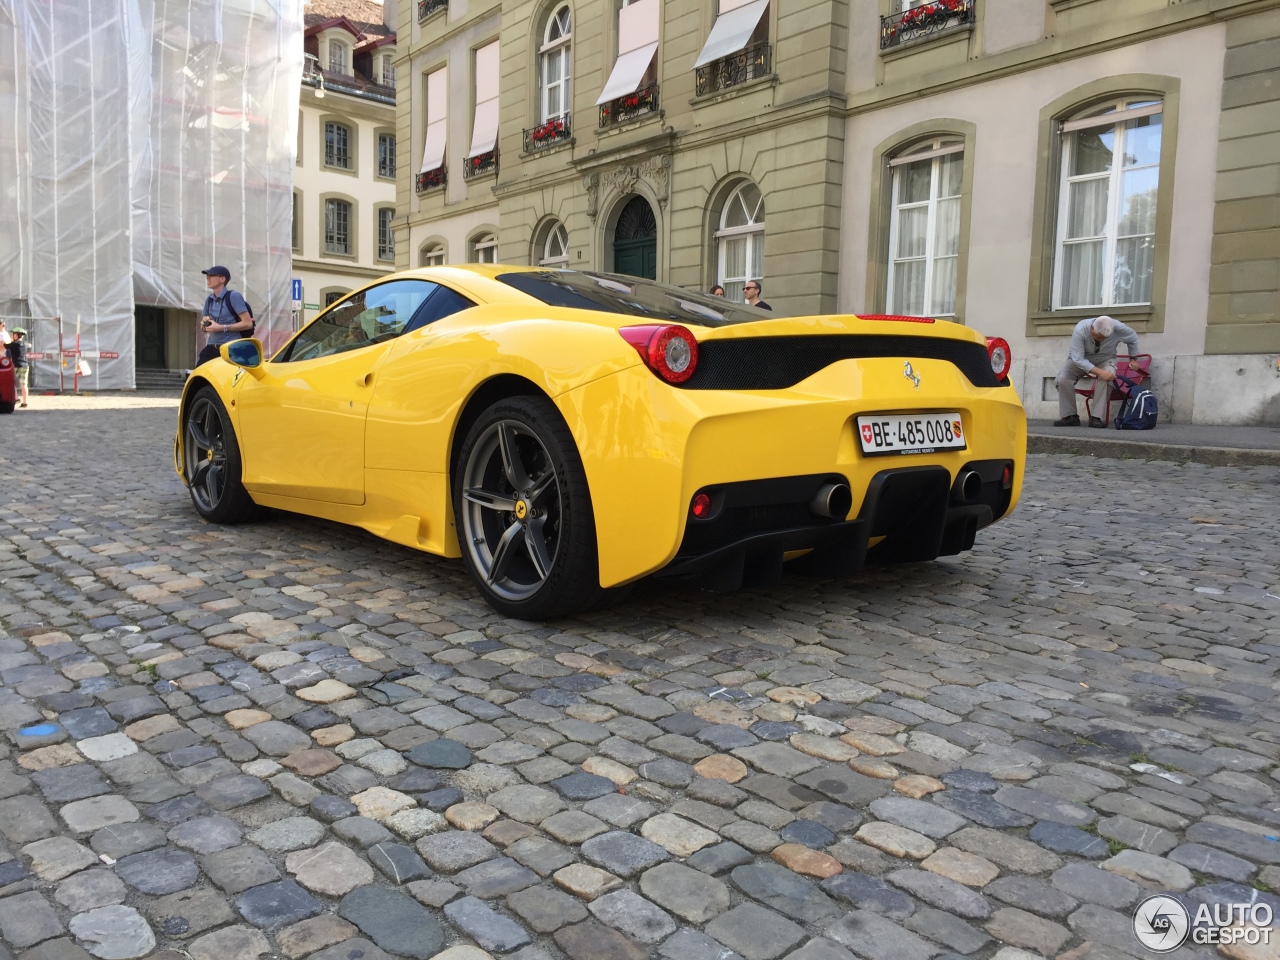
[[694, 0, 768, 69], [620, 0, 659, 50], [888, 142, 964, 167], [596, 42, 657, 104], [468, 98, 499, 156], [1061, 102, 1163, 133], [420, 120, 447, 174], [420, 67, 447, 173], [469, 41, 500, 157]]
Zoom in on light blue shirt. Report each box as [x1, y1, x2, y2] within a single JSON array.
[[203, 289, 250, 346], [1069, 317, 1139, 376]]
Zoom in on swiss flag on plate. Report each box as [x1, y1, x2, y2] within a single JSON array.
[[861, 424, 874, 443]]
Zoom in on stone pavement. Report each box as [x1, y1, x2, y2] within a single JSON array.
[[0, 400, 1277, 960]]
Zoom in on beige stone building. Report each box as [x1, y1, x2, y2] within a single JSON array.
[[394, 0, 1280, 424], [294, 0, 400, 330]]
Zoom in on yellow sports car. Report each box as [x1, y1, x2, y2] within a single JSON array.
[[175, 266, 1025, 618]]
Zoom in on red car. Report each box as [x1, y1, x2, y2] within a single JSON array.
[[0, 351, 14, 413]]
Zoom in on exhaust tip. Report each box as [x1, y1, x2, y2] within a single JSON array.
[[954, 470, 982, 503], [811, 482, 853, 520]]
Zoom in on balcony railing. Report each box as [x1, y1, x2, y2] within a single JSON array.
[[599, 83, 660, 129], [416, 166, 446, 193], [418, 0, 447, 21], [463, 149, 498, 180], [881, 0, 975, 50], [523, 115, 572, 153], [695, 42, 771, 98]]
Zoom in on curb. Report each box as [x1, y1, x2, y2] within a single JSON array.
[[1028, 433, 1280, 467]]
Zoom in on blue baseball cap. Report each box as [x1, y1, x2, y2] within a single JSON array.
[[202, 265, 231, 280]]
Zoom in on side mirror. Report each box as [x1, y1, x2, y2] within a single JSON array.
[[220, 338, 263, 370]]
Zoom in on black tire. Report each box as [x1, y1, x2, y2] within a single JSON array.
[[0, 401, 13, 415], [453, 395, 605, 619], [183, 386, 257, 524]]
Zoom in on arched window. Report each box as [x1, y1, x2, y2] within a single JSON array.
[[715, 181, 764, 304], [540, 5, 572, 123], [887, 138, 963, 317], [470, 233, 498, 264], [539, 222, 569, 266], [329, 39, 348, 74], [420, 243, 446, 267], [1053, 98, 1162, 309]]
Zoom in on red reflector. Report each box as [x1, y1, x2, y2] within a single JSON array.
[[691, 493, 712, 519], [857, 314, 936, 324], [1001, 465, 1013, 489]]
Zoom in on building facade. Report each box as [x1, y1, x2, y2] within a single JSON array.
[[295, 0, 401, 331], [396, 0, 1280, 424]]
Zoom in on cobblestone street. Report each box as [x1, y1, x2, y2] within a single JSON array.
[[0, 399, 1277, 960]]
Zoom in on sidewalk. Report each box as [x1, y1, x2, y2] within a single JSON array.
[[1028, 418, 1280, 466]]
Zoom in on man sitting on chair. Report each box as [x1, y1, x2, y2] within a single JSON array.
[[1054, 315, 1140, 427]]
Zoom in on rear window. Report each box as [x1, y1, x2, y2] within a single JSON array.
[[496, 270, 773, 327]]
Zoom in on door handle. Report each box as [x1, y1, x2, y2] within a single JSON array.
[[357, 373, 374, 387]]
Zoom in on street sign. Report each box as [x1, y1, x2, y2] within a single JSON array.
[[303, 302, 320, 310], [292, 278, 303, 310]]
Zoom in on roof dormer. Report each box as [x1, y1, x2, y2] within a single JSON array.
[[319, 26, 355, 77]]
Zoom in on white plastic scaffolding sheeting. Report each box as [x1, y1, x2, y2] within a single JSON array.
[[0, 0, 303, 390]]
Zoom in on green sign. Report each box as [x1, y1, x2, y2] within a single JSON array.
[[303, 303, 320, 310]]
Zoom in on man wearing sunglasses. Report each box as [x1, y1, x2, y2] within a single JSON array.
[[744, 280, 771, 311]]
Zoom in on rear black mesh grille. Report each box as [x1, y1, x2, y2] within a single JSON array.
[[681, 334, 1002, 390]]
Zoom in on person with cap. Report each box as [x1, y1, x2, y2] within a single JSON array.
[[198, 266, 253, 365], [1054, 314, 1140, 427], [6, 327, 28, 408]]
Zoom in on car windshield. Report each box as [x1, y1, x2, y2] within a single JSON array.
[[496, 270, 774, 327]]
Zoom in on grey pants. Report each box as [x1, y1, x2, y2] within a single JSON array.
[[1056, 358, 1117, 420]]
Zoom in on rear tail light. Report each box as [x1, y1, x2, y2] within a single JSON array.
[[1001, 464, 1013, 489], [619, 324, 699, 384], [986, 337, 1012, 381], [691, 493, 712, 519]]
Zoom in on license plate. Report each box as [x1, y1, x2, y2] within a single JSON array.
[[857, 412, 966, 456]]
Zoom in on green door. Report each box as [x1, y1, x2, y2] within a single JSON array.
[[613, 196, 657, 280], [135, 307, 166, 369], [613, 239, 656, 279]]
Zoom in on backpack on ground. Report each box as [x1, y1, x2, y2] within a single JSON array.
[[1113, 374, 1157, 430]]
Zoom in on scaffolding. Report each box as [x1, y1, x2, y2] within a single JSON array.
[[0, 0, 303, 390]]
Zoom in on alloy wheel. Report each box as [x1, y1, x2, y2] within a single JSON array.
[[185, 396, 228, 513], [461, 419, 563, 602]]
